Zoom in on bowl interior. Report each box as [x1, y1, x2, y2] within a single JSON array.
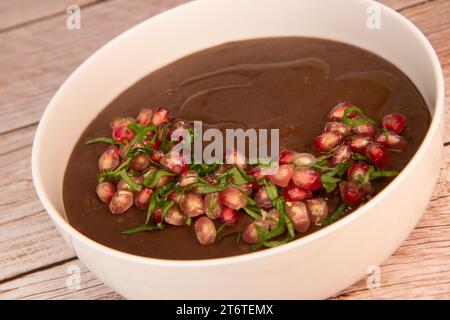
[[33, 0, 442, 251]]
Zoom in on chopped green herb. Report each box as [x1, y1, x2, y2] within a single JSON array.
[[370, 170, 399, 180], [322, 203, 348, 226], [121, 224, 163, 235], [143, 169, 174, 188], [85, 137, 116, 145], [119, 169, 142, 192]]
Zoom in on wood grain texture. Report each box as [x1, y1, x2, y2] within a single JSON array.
[[0, 0, 99, 32], [0, 0, 448, 300]]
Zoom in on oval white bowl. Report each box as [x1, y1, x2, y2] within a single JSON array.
[[32, 0, 444, 299]]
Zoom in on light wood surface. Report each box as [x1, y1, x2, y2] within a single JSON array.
[[0, 0, 448, 300]]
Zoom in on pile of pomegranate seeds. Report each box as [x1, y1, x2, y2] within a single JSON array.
[[87, 102, 407, 248]]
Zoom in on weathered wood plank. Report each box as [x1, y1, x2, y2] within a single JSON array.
[[0, 0, 189, 135], [0, 259, 122, 300], [378, 0, 429, 11], [0, 0, 99, 32]]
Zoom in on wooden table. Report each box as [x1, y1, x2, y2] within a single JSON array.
[[0, 0, 448, 300]]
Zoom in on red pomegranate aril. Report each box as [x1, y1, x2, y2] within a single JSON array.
[[292, 167, 321, 191], [204, 192, 222, 220], [219, 187, 247, 210], [109, 117, 134, 131], [313, 131, 342, 153], [178, 170, 198, 188], [292, 153, 316, 167], [195, 217, 216, 245], [151, 107, 170, 126], [136, 108, 153, 126], [112, 126, 135, 143], [376, 131, 407, 150], [134, 187, 153, 209], [282, 183, 312, 201], [225, 150, 247, 169], [286, 201, 310, 233], [235, 182, 253, 196], [305, 197, 329, 224], [180, 192, 204, 218], [328, 101, 353, 121], [330, 144, 352, 166], [164, 206, 187, 226], [279, 149, 299, 164], [365, 143, 390, 168], [268, 164, 294, 187], [96, 182, 116, 203], [349, 136, 372, 154], [155, 175, 173, 189], [324, 121, 351, 137], [168, 191, 182, 204], [109, 190, 133, 214], [220, 206, 239, 225], [153, 208, 162, 224], [352, 123, 377, 136], [130, 153, 150, 172], [382, 113, 406, 134], [98, 145, 120, 172], [254, 188, 273, 208], [160, 152, 189, 175], [347, 162, 370, 182], [151, 150, 164, 162], [339, 181, 366, 206], [265, 208, 280, 229], [242, 220, 270, 244]]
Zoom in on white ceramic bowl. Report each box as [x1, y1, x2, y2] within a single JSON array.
[[32, 0, 444, 299]]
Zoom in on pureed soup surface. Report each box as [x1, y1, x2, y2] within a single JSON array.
[[64, 37, 430, 259]]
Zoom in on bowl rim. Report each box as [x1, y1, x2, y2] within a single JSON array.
[[31, 0, 445, 268]]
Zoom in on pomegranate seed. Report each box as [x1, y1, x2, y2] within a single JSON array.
[[160, 151, 189, 175], [98, 145, 120, 172], [282, 183, 312, 201], [339, 181, 367, 206], [235, 182, 253, 196], [134, 187, 154, 209], [286, 201, 310, 233], [151, 150, 164, 162], [324, 121, 351, 137], [292, 167, 321, 191], [153, 208, 162, 223], [219, 187, 247, 210], [268, 164, 294, 187], [152, 107, 170, 126], [136, 108, 153, 126], [204, 192, 222, 220], [365, 143, 390, 168], [376, 131, 407, 150], [180, 192, 204, 217], [254, 188, 273, 208], [130, 153, 150, 172], [351, 123, 377, 137], [220, 206, 239, 225], [265, 208, 280, 229], [248, 166, 265, 189], [305, 197, 329, 224], [155, 175, 173, 189], [242, 220, 271, 244], [164, 206, 187, 226], [292, 153, 316, 167], [382, 113, 406, 134], [117, 176, 143, 192], [96, 182, 116, 204], [328, 101, 353, 121], [347, 162, 370, 182], [194, 217, 216, 245], [330, 144, 352, 166], [349, 136, 372, 154], [109, 117, 134, 131], [279, 149, 299, 164], [178, 170, 198, 188], [225, 150, 247, 169], [168, 191, 182, 204], [112, 126, 135, 143], [313, 131, 342, 153], [109, 190, 133, 214]]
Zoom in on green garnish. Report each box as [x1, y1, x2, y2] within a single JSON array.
[[342, 106, 376, 126], [143, 169, 174, 188], [370, 170, 399, 180], [242, 205, 263, 220], [320, 162, 353, 193], [85, 137, 117, 145], [121, 224, 163, 235], [119, 169, 142, 192], [322, 203, 348, 226]]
